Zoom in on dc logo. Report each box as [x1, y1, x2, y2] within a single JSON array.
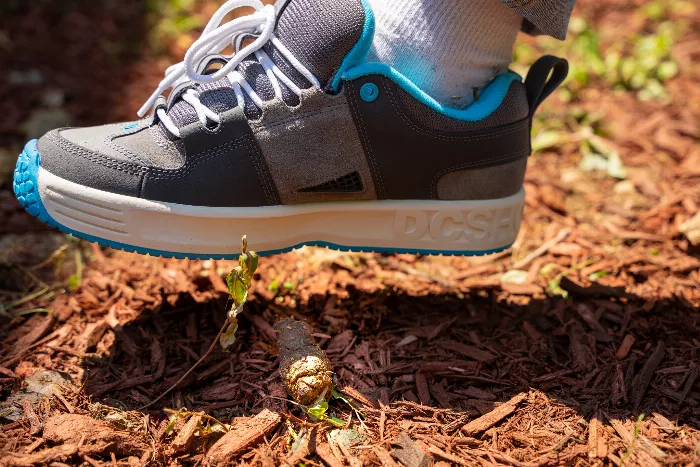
[[393, 207, 521, 243]]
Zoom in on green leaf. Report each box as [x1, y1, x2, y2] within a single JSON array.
[[247, 251, 259, 274], [332, 390, 351, 405], [238, 253, 248, 271], [226, 268, 237, 296], [226, 268, 249, 305], [234, 278, 248, 305], [332, 390, 362, 414], [307, 401, 328, 419], [326, 416, 345, 427], [68, 250, 83, 291], [68, 274, 80, 291], [547, 277, 569, 299], [219, 320, 238, 350], [164, 413, 180, 435]]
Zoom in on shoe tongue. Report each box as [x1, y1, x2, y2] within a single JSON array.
[[275, 0, 367, 88]]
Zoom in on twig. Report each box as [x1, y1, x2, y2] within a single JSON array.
[[630, 342, 666, 410], [512, 229, 571, 270], [0, 328, 64, 367], [139, 321, 228, 410], [30, 243, 69, 270]]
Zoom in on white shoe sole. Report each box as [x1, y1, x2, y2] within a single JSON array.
[[33, 164, 524, 258]]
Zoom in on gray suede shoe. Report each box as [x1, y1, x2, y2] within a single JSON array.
[[13, 0, 567, 258]]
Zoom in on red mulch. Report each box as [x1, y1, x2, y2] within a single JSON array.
[[1, 0, 699, 465]]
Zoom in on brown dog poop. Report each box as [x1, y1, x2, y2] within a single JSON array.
[[275, 318, 333, 406]]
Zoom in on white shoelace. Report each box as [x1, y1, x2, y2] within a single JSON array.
[[138, 0, 320, 138]]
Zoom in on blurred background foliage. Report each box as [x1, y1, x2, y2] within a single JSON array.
[[511, 0, 697, 180]]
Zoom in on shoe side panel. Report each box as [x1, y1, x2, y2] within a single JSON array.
[[140, 107, 278, 207], [435, 158, 527, 200], [250, 89, 377, 204], [345, 76, 532, 200]]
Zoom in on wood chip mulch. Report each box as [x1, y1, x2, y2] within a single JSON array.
[[1, 0, 700, 465]]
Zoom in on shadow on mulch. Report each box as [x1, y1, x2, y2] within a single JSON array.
[[80, 281, 700, 433]]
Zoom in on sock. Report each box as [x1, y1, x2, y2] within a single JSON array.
[[365, 0, 523, 108]]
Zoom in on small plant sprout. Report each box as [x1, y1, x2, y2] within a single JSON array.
[[307, 399, 345, 427], [139, 235, 257, 410], [621, 414, 645, 465], [220, 235, 259, 351]]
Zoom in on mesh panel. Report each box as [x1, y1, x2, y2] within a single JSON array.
[[276, 0, 365, 86], [299, 171, 363, 193], [263, 43, 312, 90], [238, 59, 276, 101], [168, 78, 238, 128], [390, 79, 530, 132]]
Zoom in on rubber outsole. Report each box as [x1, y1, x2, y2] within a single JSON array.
[[13, 139, 513, 259]]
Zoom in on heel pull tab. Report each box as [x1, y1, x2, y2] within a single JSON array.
[[525, 55, 569, 118]]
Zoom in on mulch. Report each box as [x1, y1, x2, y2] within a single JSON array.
[[1, 0, 699, 465]]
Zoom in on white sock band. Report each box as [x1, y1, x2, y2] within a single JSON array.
[[365, 0, 522, 108]]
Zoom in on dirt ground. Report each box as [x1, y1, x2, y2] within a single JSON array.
[[1, 0, 699, 465]]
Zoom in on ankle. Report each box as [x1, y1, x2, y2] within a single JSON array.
[[365, 0, 522, 108]]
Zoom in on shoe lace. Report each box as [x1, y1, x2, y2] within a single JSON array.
[[138, 0, 320, 138]]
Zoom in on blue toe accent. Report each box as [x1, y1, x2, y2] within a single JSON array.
[[13, 140, 512, 259], [14, 140, 54, 226]]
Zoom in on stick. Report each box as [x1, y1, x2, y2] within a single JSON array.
[[512, 229, 571, 270]]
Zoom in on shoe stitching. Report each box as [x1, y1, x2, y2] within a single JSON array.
[[345, 82, 386, 199], [429, 150, 530, 198], [144, 138, 250, 179], [105, 129, 153, 167], [48, 131, 144, 176], [251, 102, 349, 134], [382, 79, 530, 143], [245, 136, 279, 205]]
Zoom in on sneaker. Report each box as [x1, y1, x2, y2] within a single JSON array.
[[13, 0, 568, 259]]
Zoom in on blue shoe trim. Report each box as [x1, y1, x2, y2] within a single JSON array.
[[329, 0, 375, 92], [343, 64, 522, 122], [14, 140, 53, 225], [13, 140, 512, 259]]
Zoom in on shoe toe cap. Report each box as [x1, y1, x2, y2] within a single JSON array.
[[37, 126, 145, 197]]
